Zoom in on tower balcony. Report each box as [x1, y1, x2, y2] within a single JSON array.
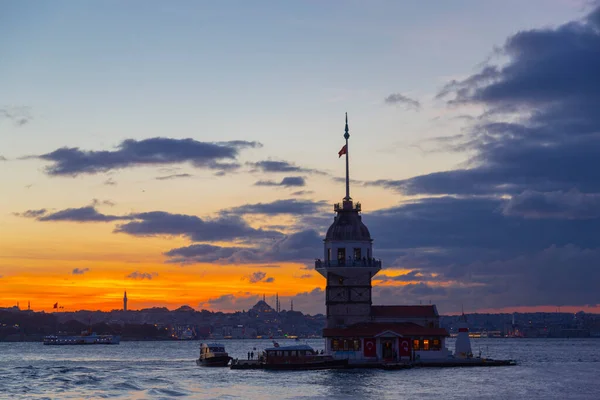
[[315, 258, 382, 269], [334, 201, 361, 212]]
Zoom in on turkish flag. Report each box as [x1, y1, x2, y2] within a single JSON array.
[[364, 338, 376, 357], [399, 338, 411, 357], [338, 145, 347, 158]]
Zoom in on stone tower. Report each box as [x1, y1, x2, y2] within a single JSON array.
[[123, 290, 128, 312], [315, 114, 382, 329]]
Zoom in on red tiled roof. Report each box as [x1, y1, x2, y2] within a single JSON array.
[[323, 322, 448, 338], [371, 305, 438, 318]]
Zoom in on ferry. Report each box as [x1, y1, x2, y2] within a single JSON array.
[[231, 345, 348, 370], [43, 331, 120, 345], [196, 343, 232, 367]]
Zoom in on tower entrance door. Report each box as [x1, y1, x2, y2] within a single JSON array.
[[381, 339, 396, 360]]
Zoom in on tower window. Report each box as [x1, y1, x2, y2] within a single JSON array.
[[337, 248, 346, 264], [353, 248, 361, 260]]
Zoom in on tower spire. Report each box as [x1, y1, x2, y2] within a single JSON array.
[[344, 112, 351, 201]]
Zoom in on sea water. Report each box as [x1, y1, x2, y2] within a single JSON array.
[[0, 338, 599, 399]]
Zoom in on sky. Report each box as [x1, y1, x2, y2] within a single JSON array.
[[2, 0, 600, 315]]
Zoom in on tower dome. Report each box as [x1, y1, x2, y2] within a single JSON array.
[[325, 202, 372, 242]]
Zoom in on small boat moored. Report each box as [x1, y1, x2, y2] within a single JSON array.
[[231, 344, 348, 370], [196, 343, 232, 367]]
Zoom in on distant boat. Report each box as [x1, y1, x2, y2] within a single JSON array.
[[43, 332, 120, 345], [196, 343, 232, 367]]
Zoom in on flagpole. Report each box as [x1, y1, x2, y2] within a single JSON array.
[[344, 112, 350, 201]]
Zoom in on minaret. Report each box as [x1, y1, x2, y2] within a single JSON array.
[[123, 290, 128, 312], [290, 299, 294, 312], [316, 114, 382, 329]]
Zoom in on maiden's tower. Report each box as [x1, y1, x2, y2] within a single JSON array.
[[315, 114, 450, 363]]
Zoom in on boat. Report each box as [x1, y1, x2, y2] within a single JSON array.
[[196, 343, 232, 367], [43, 331, 120, 345], [253, 344, 347, 370]]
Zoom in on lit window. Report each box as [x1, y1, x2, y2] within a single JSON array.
[[332, 339, 339, 351], [423, 340, 430, 351], [413, 339, 419, 350]]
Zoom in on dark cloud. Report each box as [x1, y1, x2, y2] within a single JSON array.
[[356, 5, 600, 311], [226, 199, 327, 216], [37, 138, 261, 176], [126, 271, 158, 280], [15, 209, 47, 218], [104, 178, 117, 186], [72, 268, 90, 275], [17, 206, 125, 222], [41, 207, 125, 222], [0, 106, 32, 126], [385, 6, 600, 198], [155, 173, 193, 180], [200, 292, 261, 311], [290, 190, 314, 196], [245, 271, 274, 284], [247, 160, 325, 175], [297, 273, 313, 279], [254, 176, 306, 187], [0, 155, 7, 161], [164, 229, 322, 265], [503, 190, 600, 219], [116, 212, 281, 243], [384, 93, 421, 110]]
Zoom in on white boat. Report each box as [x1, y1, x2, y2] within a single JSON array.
[[43, 331, 120, 345]]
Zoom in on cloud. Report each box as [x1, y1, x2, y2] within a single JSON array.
[[72, 268, 90, 275], [247, 160, 325, 175], [116, 212, 282, 243], [104, 178, 117, 186], [297, 273, 313, 279], [503, 189, 600, 219], [290, 190, 314, 196], [0, 156, 7, 161], [245, 271, 274, 284], [384, 93, 421, 110], [352, 5, 600, 311], [155, 173, 193, 180], [226, 199, 327, 216], [40, 206, 125, 222], [91, 199, 116, 207], [254, 176, 306, 187], [386, 6, 600, 198], [15, 209, 47, 218], [200, 292, 261, 312], [18, 204, 285, 244], [36, 138, 261, 176], [0, 106, 32, 126], [165, 229, 322, 265], [126, 271, 158, 280]]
